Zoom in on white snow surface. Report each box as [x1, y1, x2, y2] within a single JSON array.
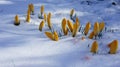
[[0, 0, 120, 67]]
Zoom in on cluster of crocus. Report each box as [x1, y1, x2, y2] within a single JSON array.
[[14, 3, 34, 25], [88, 22, 105, 39], [61, 17, 80, 37], [90, 40, 119, 54], [13, 4, 119, 54], [26, 4, 34, 22], [38, 5, 52, 31], [39, 13, 53, 32], [45, 31, 59, 41]]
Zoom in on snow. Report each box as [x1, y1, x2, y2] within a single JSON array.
[[0, 0, 13, 5], [0, 0, 120, 67]]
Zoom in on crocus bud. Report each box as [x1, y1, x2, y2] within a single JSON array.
[[108, 40, 118, 54], [47, 12, 52, 29], [99, 22, 105, 32], [70, 9, 74, 16], [72, 19, 79, 37], [67, 20, 73, 32], [88, 31, 95, 39], [90, 41, 98, 53], [53, 31, 59, 41], [93, 22, 99, 36], [45, 31, 54, 40], [14, 15, 20, 26], [76, 17, 80, 27], [39, 20, 45, 31], [62, 18, 67, 35], [41, 5, 44, 14], [84, 22, 91, 35], [44, 13, 47, 22]]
